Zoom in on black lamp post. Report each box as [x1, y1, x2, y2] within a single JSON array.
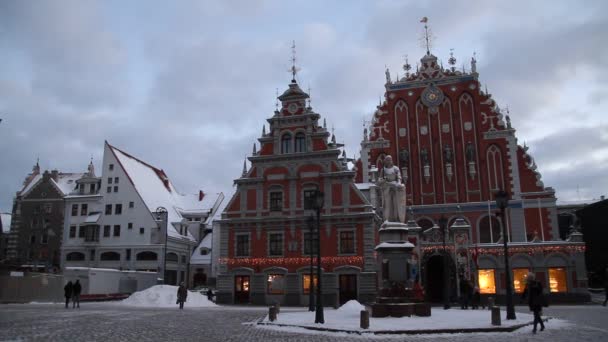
[[312, 190, 325, 324], [495, 190, 516, 320], [307, 215, 315, 312], [438, 215, 450, 310]]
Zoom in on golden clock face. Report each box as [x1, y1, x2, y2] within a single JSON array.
[[428, 93, 437, 100]]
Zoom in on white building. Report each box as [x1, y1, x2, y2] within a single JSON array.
[[189, 197, 226, 287], [61, 141, 223, 286]]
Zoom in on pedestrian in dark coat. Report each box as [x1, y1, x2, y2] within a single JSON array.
[[177, 282, 188, 310], [471, 286, 481, 309], [459, 278, 470, 309], [72, 280, 82, 308], [206, 288, 214, 301], [64, 281, 73, 309], [521, 272, 546, 333]]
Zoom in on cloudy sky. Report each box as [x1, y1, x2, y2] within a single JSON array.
[[1, 0, 607, 212]]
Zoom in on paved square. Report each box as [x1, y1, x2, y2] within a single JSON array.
[[0, 303, 606, 341]]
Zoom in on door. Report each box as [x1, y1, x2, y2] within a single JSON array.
[[234, 276, 250, 304], [339, 274, 357, 305]]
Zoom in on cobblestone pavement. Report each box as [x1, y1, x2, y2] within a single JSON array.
[[1, 303, 606, 342]]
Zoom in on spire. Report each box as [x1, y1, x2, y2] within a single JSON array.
[[33, 157, 40, 174], [403, 55, 411, 77], [275, 88, 279, 112], [262, 124, 266, 136], [307, 85, 312, 108], [242, 158, 247, 176], [87, 157, 95, 177], [252, 142, 257, 155], [289, 40, 300, 83], [420, 17, 431, 55], [323, 118, 327, 130]]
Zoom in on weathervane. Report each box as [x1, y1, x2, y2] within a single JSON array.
[[275, 88, 279, 111], [289, 40, 301, 82], [420, 17, 432, 55]]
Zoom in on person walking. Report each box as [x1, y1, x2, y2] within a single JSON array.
[[72, 280, 82, 308], [177, 282, 188, 310], [459, 278, 470, 309], [64, 281, 73, 309], [471, 286, 481, 309], [522, 272, 546, 333], [206, 288, 214, 302]]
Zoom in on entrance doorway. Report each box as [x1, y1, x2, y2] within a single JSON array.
[[234, 275, 250, 304], [339, 274, 357, 305], [425, 255, 447, 302]]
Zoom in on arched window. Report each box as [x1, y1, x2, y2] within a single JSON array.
[[479, 216, 501, 243], [136, 251, 158, 261], [100, 251, 121, 261], [294, 132, 306, 153], [66, 252, 85, 261], [281, 133, 292, 154], [166, 252, 178, 262], [417, 218, 434, 231]]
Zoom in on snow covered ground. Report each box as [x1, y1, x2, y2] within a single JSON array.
[[121, 285, 217, 308], [261, 300, 547, 333]]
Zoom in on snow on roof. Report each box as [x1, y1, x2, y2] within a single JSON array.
[[52, 173, 84, 195], [1, 213, 11, 233], [375, 241, 415, 250], [20, 174, 42, 195], [84, 212, 101, 224], [190, 233, 212, 264], [355, 183, 374, 191], [110, 144, 219, 242]]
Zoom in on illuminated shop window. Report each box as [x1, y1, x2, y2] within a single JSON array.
[[549, 268, 567, 293], [478, 269, 496, 294], [302, 274, 318, 294], [267, 274, 285, 294], [513, 268, 529, 293]]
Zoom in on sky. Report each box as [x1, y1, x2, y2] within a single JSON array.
[[1, 0, 607, 212]]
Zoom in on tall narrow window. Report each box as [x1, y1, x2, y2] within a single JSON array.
[[303, 232, 318, 255], [478, 269, 496, 294], [281, 133, 291, 154], [104, 225, 111, 237], [303, 189, 317, 210], [71, 204, 78, 216], [479, 216, 502, 243], [81, 204, 88, 216], [294, 132, 306, 153], [115, 204, 122, 215], [105, 204, 112, 215], [113, 225, 121, 237], [236, 234, 249, 257], [69, 226, 77, 238], [302, 274, 318, 294], [108, 177, 113, 184], [109, 164, 114, 171], [513, 268, 530, 293], [270, 192, 282, 211], [268, 233, 283, 256], [548, 268, 567, 293], [339, 231, 355, 254]]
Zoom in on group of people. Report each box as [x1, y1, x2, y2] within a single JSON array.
[[459, 278, 481, 310], [63, 280, 81, 309]]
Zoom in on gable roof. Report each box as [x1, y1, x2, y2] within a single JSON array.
[[190, 233, 212, 264], [20, 172, 84, 198], [107, 142, 220, 242]]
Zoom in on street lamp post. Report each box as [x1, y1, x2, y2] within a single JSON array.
[[307, 215, 315, 312], [312, 190, 325, 324], [439, 216, 451, 310], [495, 190, 516, 320]]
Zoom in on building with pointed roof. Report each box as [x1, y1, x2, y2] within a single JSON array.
[[4, 161, 85, 271], [216, 71, 379, 305], [355, 40, 588, 301], [60, 142, 224, 286]]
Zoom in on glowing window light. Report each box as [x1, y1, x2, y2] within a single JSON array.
[[478, 269, 496, 294], [548, 268, 567, 293], [267, 274, 285, 294], [302, 274, 318, 294], [513, 268, 529, 293]]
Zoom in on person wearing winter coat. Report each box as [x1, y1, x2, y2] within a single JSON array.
[[471, 286, 481, 309], [177, 282, 188, 309], [459, 278, 471, 309], [72, 280, 82, 308], [64, 281, 73, 309], [206, 288, 214, 301], [521, 272, 546, 333]]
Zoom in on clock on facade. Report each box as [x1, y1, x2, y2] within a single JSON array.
[[287, 103, 299, 114], [421, 83, 444, 108]]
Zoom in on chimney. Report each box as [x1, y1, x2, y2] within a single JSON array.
[[42, 170, 51, 181], [199, 190, 205, 201], [50, 169, 59, 181]]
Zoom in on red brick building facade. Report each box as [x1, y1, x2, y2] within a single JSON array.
[[216, 79, 378, 305]]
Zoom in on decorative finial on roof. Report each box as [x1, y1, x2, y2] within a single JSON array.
[[242, 157, 247, 176], [403, 55, 411, 77], [87, 156, 95, 177], [252, 142, 257, 155], [323, 118, 327, 130], [33, 156, 40, 174], [462, 63, 465, 73], [289, 40, 300, 83], [307, 85, 312, 108], [485, 84, 488, 95], [471, 51, 477, 74], [275, 88, 279, 111], [448, 48, 456, 72], [505, 105, 512, 129], [262, 124, 266, 136], [420, 17, 431, 55]]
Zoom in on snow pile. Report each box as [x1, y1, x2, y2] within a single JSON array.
[[337, 300, 365, 314], [121, 285, 217, 308]]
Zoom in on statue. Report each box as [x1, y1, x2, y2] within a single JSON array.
[[377, 155, 406, 222], [420, 148, 429, 165], [385, 68, 391, 84], [465, 142, 476, 162], [443, 145, 453, 163], [398, 149, 409, 168]]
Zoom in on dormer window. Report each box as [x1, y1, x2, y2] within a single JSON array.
[[281, 133, 291, 154], [295, 132, 306, 153]]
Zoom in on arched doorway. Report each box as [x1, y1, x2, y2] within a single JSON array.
[[425, 255, 446, 302]]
